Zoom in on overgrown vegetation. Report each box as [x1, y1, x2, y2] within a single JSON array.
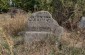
[[0, 0, 53, 12], [1, 0, 85, 30], [0, 0, 85, 55], [0, 13, 28, 55], [53, 0, 85, 30]]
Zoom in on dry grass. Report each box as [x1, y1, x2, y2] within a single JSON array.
[[0, 13, 28, 55], [0, 12, 85, 55], [58, 30, 85, 55], [0, 13, 28, 36], [0, 27, 14, 55], [61, 30, 85, 48]]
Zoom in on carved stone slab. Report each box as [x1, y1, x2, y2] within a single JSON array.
[[27, 11, 63, 34], [24, 11, 64, 45]]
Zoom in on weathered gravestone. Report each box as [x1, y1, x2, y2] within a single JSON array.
[[24, 11, 64, 45], [78, 17, 85, 28]]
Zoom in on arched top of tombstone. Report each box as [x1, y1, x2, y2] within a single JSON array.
[[28, 11, 59, 26], [32, 11, 53, 18]]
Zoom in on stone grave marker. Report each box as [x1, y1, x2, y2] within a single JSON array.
[[24, 11, 64, 45], [78, 17, 85, 28]]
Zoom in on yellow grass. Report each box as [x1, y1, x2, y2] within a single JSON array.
[[0, 13, 28, 55], [0, 27, 14, 55], [0, 13, 28, 36]]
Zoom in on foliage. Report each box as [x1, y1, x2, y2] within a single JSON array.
[[0, 0, 10, 12], [0, 0, 53, 12], [0, 0, 85, 30], [53, 0, 85, 30]]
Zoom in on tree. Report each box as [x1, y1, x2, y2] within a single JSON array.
[[0, 0, 53, 12], [0, 0, 10, 12]]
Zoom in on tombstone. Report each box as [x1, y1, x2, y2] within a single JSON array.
[[24, 11, 64, 46], [78, 17, 85, 28]]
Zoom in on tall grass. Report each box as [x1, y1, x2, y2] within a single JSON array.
[[0, 13, 28, 55], [0, 13, 28, 36], [1, 27, 14, 55]]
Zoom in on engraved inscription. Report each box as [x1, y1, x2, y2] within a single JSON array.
[[27, 11, 57, 32], [28, 27, 51, 31]]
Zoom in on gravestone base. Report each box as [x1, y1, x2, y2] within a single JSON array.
[[24, 31, 60, 53], [25, 31, 54, 45]]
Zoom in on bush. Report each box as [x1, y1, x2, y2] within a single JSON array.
[[53, 0, 85, 30], [1, 13, 28, 36], [0, 0, 53, 12]]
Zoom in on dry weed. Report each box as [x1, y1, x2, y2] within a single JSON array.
[[0, 13, 28, 36]]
